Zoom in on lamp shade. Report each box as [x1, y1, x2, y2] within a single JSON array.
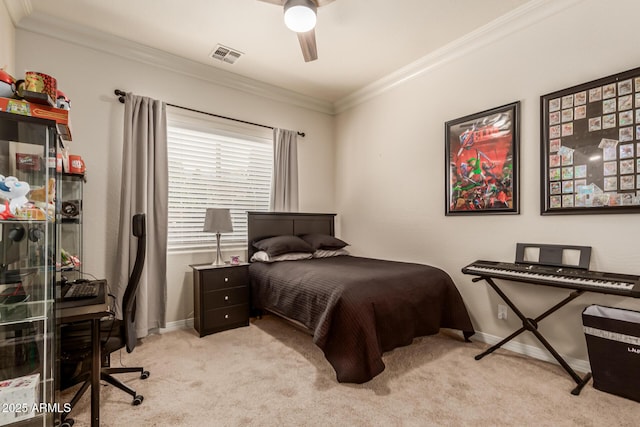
[[284, 0, 317, 33], [203, 208, 233, 233]]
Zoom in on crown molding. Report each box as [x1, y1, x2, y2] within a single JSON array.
[[3, 0, 32, 26], [334, 0, 583, 114], [15, 11, 335, 115], [12, 0, 582, 116]]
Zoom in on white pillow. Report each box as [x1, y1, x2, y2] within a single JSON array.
[[250, 251, 313, 263], [312, 248, 350, 258]]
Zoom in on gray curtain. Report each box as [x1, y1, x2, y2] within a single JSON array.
[[114, 92, 168, 338], [270, 128, 299, 211]]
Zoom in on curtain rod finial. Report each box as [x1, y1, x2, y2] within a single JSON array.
[[114, 89, 126, 103]]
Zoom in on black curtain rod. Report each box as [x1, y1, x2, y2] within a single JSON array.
[[114, 89, 305, 137]]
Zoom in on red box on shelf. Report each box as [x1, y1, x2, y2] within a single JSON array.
[[0, 97, 72, 141]]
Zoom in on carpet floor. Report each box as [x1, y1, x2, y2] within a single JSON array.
[[62, 315, 639, 426]]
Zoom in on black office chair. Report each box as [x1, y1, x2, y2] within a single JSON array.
[[60, 213, 150, 414]]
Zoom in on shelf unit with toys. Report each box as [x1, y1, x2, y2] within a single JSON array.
[[57, 173, 83, 282], [0, 111, 58, 426]]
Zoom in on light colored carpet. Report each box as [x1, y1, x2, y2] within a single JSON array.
[[62, 315, 639, 426]]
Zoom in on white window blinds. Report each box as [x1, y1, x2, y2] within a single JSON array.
[[167, 109, 273, 252]]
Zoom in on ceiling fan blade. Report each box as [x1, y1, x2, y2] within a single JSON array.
[[257, 0, 285, 5], [297, 29, 318, 62]]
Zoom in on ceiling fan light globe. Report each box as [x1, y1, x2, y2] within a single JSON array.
[[284, 0, 317, 33]]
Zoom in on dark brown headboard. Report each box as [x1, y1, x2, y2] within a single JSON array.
[[247, 212, 336, 259]]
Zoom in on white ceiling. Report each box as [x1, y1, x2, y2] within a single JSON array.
[[9, 0, 532, 104]]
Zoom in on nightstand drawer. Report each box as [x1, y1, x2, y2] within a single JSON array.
[[203, 304, 249, 331], [204, 286, 249, 310], [201, 267, 248, 291]]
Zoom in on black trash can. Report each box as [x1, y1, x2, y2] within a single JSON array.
[[582, 305, 640, 402]]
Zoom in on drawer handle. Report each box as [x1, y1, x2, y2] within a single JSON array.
[[224, 314, 229, 319], [224, 295, 229, 301], [224, 277, 229, 282]]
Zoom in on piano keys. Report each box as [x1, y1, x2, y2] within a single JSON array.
[[462, 260, 640, 298]]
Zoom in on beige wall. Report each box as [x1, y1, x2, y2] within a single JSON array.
[[334, 0, 640, 365], [0, 1, 15, 74], [15, 30, 335, 325], [10, 0, 640, 367]]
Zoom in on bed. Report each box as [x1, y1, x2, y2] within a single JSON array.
[[247, 212, 475, 383]]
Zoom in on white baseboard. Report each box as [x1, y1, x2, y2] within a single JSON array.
[[160, 318, 194, 333], [471, 330, 591, 374]]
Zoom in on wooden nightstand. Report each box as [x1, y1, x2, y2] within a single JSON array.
[[190, 263, 250, 337]]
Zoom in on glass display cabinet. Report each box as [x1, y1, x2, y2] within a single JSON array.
[[0, 111, 57, 426], [57, 175, 83, 283]]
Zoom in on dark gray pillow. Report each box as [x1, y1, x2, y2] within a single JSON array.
[[300, 234, 349, 251], [253, 235, 314, 257]]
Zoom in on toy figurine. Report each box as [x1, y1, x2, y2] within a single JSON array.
[[0, 69, 17, 98], [60, 248, 81, 269], [56, 89, 71, 110]]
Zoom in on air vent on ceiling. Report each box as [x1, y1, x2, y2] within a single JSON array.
[[210, 44, 243, 64]]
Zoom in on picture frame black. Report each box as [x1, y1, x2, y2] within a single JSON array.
[[540, 67, 640, 214], [445, 101, 520, 216]]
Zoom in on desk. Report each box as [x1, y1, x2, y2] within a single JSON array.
[[58, 282, 110, 427]]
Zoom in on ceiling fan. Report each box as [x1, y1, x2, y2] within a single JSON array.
[[259, 0, 335, 62]]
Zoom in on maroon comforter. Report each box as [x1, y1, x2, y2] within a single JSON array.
[[250, 256, 474, 383]]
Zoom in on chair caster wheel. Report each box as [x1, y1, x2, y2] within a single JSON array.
[[60, 418, 75, 427], [140, 370, 150, 380], [132, 395, 144, 405]]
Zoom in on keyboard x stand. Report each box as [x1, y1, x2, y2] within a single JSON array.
[[472, 275, 592, 395]]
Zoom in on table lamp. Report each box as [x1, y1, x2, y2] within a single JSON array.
[[203, 208, 233, 265]]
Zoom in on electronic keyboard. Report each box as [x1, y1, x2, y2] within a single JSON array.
[[62, 280, 100, 300], [462, 260, 640, 298]]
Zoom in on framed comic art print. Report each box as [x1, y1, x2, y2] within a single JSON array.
[[541, 66, 640, 214], [445, 101, 520, 216]]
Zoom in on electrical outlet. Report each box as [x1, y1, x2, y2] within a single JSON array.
[[498, 304, 508, 320]]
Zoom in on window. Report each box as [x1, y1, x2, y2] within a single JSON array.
[[167, 108, 272, 252]]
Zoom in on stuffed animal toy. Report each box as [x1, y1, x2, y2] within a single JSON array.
[[0, 175, 31, 215], [22, 177, 56, 220], [28, 177, 55, 204]]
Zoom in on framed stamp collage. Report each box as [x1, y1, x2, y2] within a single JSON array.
[[540, 67, 640, 214]]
